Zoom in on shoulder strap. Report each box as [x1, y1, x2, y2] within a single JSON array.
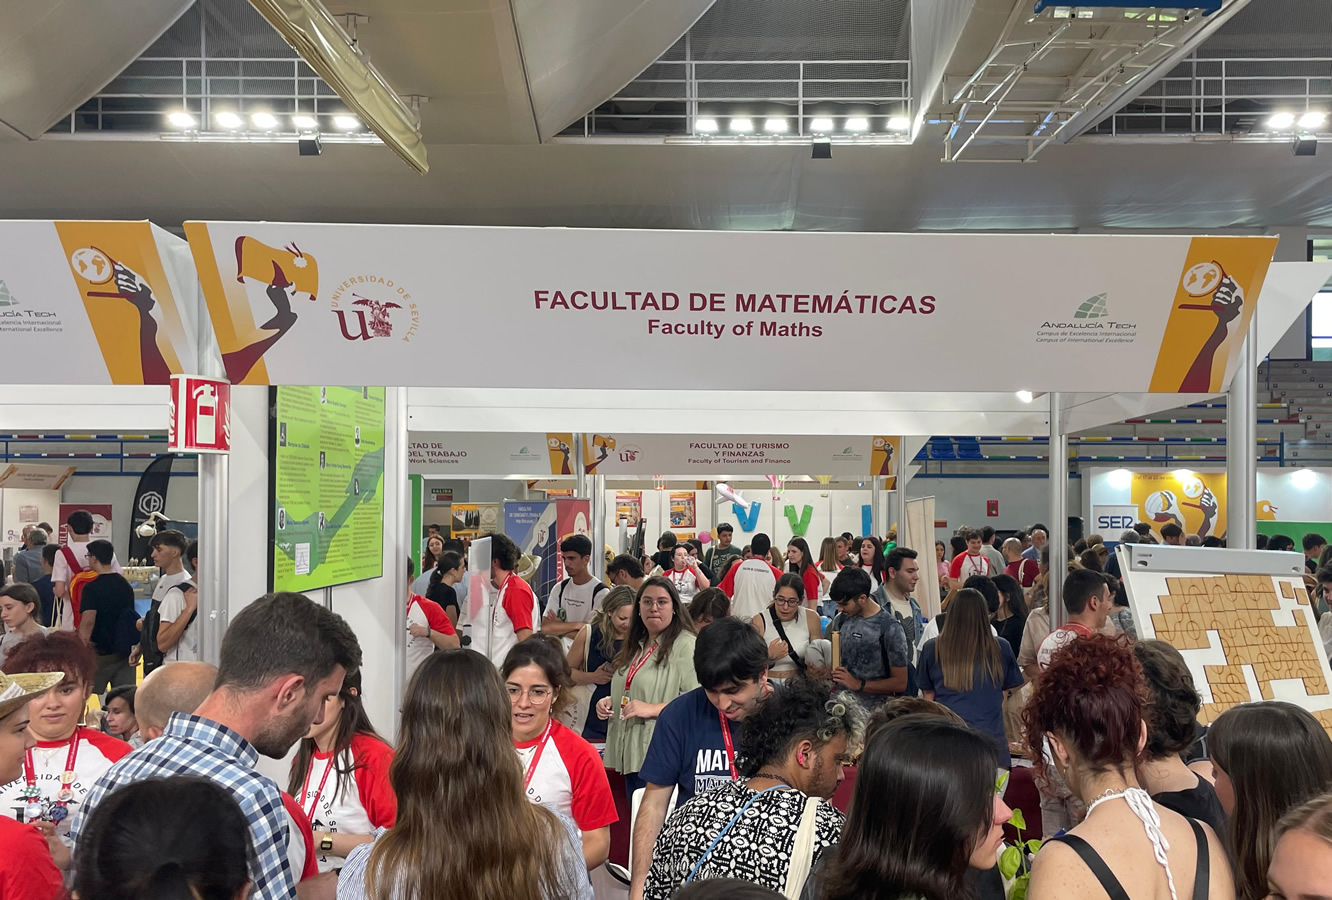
[[768, 607, 807, 672], [1188, 818, 1209, 900], [592, 581, 608, 596], [59, 544, 82, 572], [1047, 834, 1132, 900]]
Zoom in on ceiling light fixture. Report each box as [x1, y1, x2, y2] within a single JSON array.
[[251, 112, 279, 130], [763, 118, 789, 134], [333, 115, 361, 131], [695, 117, 720, 134], [292, 115, 320, 130], [1267, 112, 1296, 130], [1016, 390, 1034, 404], [1298, 111, 1327, 130], [214, 111, 243, 130], [1292, 468, 1318, 490], [887, 116, 911, 132], [730, 118, 755, 134], [845, 117, 870, 133], [809, 117, 834, 134], [167, 111, 197, 129]]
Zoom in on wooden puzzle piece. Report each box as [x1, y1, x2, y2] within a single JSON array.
[[1281, 581, 1296, 600]]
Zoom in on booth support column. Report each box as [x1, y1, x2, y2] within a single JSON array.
[[1226, 318, 1257, 550], [871, 476, 883, 538], [1049, 392, 1067, 627], [196, 296, 228, 666], [574, 435, 587, 498], [391, 388, 410, 733], [590, 474, 606, 579]]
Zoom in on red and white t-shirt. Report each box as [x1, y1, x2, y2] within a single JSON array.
[[515, 720, 617, 833], [0, 815, 64, 900], [295, 734, 397, 873], [280, 791, 319, 882], [665, 567, 703, 601], [793, 566, 821, 604], [1005, 558, 1040, 588], [476, 574, 537, 668], [949, 552, 992, 582], [0, 727, 131, 838], [1037, 622, 1095, 671], [406, 594, 456, 679], [719, 559, 784, 622]]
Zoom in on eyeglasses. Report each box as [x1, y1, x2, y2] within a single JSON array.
[[506, 685, 553, 703], [773, 596, 801, 607], [640, 598, 673, 609]]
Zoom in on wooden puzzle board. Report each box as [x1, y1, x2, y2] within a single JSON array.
[[1124, 567, 1332, 737]]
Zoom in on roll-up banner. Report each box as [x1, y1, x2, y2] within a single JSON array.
[[182, 223, 1277, 393], [408, 432, 901, 478]]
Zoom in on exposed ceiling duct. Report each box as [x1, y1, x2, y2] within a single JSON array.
[[248, 0, 427, 172]]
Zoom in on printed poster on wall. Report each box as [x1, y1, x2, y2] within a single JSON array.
[[669, 491, 696, 528], [615, 491, 642, 526], [504, 501, 560, 603], [184, 222, 1278, 393], [269, 386, 386, 593], [1130, 470, 1228, 541]]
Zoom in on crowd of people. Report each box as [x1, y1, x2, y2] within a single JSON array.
[[1, 512, 1332, 900]]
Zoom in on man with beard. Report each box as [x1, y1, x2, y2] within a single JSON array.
[[70, 592, 360, 900]]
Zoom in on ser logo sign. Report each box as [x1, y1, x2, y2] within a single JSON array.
[[1092, 505, 1139, 534]]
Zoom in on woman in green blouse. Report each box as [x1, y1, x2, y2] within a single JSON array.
[[597, 575, 698, 797]]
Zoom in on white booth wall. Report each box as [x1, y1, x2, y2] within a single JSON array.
[[228, 385, 403, 781]]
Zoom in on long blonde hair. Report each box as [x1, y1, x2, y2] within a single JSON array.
[[936, 588, 1003, 692], [365, 650, 573, 900], [590, 585, 636, 660]]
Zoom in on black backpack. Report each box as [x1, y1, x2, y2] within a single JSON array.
[[141, 579, 196, 668]]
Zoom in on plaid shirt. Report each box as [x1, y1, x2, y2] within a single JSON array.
[[70, 713, 295, 900]]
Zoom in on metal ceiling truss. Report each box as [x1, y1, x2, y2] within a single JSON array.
[[942, 1, 1248, 162]]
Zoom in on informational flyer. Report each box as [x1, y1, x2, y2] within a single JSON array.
[[615, 491, 642, 526], [669, 491, 696, 528], [270, 386, 385, 592]]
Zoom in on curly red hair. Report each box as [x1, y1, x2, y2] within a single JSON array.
[[1, 630, 97, 691], [1023, 633, 1148, 778]]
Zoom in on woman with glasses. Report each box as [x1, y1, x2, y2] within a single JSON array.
[[598, 576, 698, 798], [504, 636, 617, 871], [753, 573, 824, 679]]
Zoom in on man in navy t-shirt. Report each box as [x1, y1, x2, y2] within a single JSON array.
[[630, 618, 771, 900]]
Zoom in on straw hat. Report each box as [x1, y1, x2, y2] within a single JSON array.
[[0, 670, 65, 720]]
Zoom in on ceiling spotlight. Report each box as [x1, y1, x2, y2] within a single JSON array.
[[809, 117, 834, 133], [887, 116, 910, 132], [1016, 390, 1034, 404], [292, 115, 319, 130], [214, 111, 243, 130], [730, 118, 755, 133], [763, 118, 789, 134], [695, 117, 720, 133], [1051, 6, 1073, 17], [1076, 7, 1095, 17], [250, 112, 278, 130], [1267, 112, 1296, 130], [167, 111, 197, 129], [1298, 111, 1327, 130], [845, 117, 870, 133], [333, 115, 361, 131]]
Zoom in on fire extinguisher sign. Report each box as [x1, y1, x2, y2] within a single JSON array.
[[169, 375, 232, 454]]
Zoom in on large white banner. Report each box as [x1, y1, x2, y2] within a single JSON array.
[[0, 221, 199, 384], [408, 432, 901, 477], [185, 223, 1277, 393]]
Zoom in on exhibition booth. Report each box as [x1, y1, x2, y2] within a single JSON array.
[[4, 218, 1332, 735]]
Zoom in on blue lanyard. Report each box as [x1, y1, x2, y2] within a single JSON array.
[[684, 785, 784, 884]]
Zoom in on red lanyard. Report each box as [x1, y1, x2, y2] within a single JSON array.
[[25, 728, 81, 792], [300, 753, 336, 821], [623, 641, 658, 693], [671, 569, 690, 590], [521, 721, 555, 791], [718, 713, 738, 780]]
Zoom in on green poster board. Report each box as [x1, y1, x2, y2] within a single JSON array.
[[270, 386, 386, 592]]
